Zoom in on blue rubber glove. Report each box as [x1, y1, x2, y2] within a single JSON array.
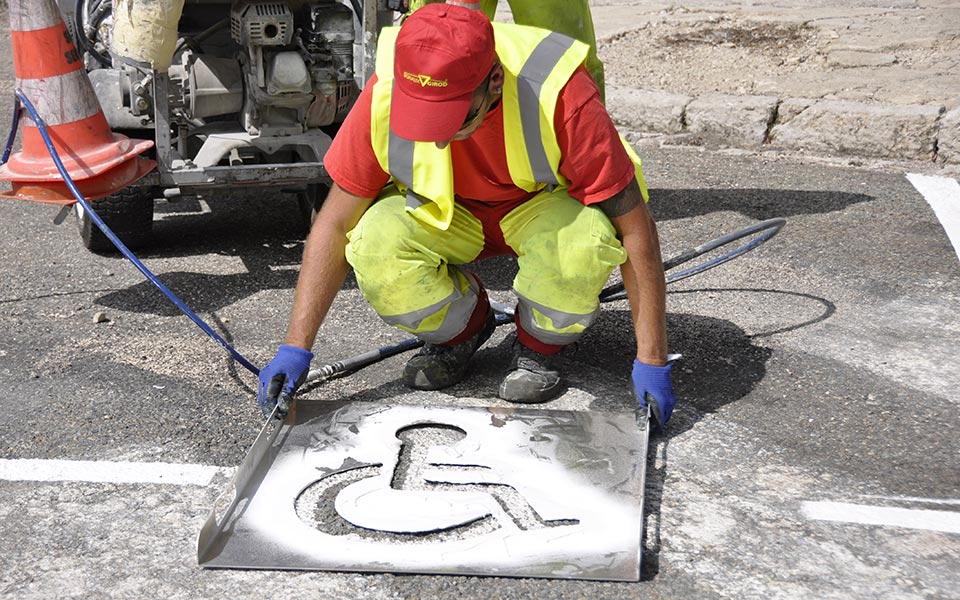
[[258, 345, 313, 419], [631, 359, 676, 430]]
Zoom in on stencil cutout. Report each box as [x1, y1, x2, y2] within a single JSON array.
[[198, 402, 649, 581]]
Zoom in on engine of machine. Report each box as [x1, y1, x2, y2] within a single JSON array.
[[70, 0, 363, 173], [229, 0, 355, 133]]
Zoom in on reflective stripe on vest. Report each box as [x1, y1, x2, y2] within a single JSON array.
[[499, 27, 581, 192], [371, 23, 589, 230], [517, 33, 574, 188]]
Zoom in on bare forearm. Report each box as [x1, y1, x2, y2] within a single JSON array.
[[619, 244, 667, 365], [283, 229, 350, 349], [604, 179, 668, 366], [284, 184, 373, 349]]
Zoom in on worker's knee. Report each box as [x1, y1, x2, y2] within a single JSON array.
[[508, 206, 624, 346], [346, 195, 483, 340], [513, 206, 625, 310], [347, 192, 483, 280], [346, 193, 452, 287], [346, 194, 409, 263], [346, 194, 430, 304]]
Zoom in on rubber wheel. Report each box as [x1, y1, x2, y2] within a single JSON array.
[[77, 185, 155, 253], [296, 183, 330, 233]]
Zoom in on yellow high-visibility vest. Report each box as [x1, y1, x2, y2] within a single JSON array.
[[371, 23, 646, 230]]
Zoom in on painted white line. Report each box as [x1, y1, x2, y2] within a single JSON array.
[[906, 173, 960, 263], [0, 458, 229, 487], [802, 501, 960, 534], [861, 495, 960, 506]]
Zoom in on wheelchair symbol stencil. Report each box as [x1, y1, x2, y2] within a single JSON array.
[[295, 423, 579, 541]]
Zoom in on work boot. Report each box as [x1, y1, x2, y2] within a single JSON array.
[[498, 342, 562, 403], [403, 311, 496, 390]]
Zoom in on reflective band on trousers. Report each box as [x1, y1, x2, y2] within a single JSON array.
[[516, 32, 575, 188], [515, 292, 599, 345], [378, 269, 480, 343], [17, 71, 102, 127], [9, 0, 63, 31]]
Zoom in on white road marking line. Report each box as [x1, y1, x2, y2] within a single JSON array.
[[802, 501, 960, 534], [861, 495, 960, 506], [0, 458, 229, 487], [906, 173, 960, 263]]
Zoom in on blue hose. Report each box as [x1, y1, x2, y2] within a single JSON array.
[[2, 97, 20, 165], [7, 90, 261, 376], [4, 89, 788, 389]]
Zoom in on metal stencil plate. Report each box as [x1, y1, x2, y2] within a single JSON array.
[[198, 401, 649, 581]]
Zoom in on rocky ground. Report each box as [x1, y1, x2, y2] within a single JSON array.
[[594, 2, 960, 109]]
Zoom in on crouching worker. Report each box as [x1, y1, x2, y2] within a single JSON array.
[[258, 4, 676, 427]]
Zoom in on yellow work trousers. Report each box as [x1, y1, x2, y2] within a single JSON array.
[[345, 186, 627, 345], [405, 0, 605, 100]]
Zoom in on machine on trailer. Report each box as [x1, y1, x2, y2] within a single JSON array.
[[58, 0, 396, 250]]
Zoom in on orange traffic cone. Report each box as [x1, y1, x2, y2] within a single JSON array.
[[0, 0, 155, 205]]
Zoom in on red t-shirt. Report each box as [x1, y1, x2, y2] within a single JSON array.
[[326, 65, 634, 214]]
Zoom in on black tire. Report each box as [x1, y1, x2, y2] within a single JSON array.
[[77, 185, 155, 253], [296, 183, 330, 233]]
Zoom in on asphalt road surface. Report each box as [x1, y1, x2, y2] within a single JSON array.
[[1, 4, 959, 597], [2, 134, 959, 598]]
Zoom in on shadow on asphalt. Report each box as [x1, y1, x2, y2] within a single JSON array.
[[94, 264, 303, 316], [92, 197, 527, 314], [148, 194, 308, 256], [671, 287, 837, 339], [92, 186, 870, 315], [576, 310, 775, 424], [649, 188, 874, 221]]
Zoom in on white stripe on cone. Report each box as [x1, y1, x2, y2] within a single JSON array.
[[9, 0, 66, 32], [18, 70, 103, 127]]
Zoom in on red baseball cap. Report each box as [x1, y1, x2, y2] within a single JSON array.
[[390, 4, 496, 142]]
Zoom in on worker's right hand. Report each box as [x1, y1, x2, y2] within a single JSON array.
[[631, 359, 676, 431], [258, 344, 313, 419]]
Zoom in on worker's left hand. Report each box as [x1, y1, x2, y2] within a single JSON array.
[[258, 345, 313, 419], [631, 359, 676, 430]]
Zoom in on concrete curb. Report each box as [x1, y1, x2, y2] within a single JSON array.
[[608, 86, 957, 166], [940, 108, 960, 165]]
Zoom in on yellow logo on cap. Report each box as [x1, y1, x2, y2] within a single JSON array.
[[403, 71, 449, 87]]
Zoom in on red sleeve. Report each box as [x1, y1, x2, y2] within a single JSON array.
[[324, 75, 391, 198], [554, 66, 636, 206]]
